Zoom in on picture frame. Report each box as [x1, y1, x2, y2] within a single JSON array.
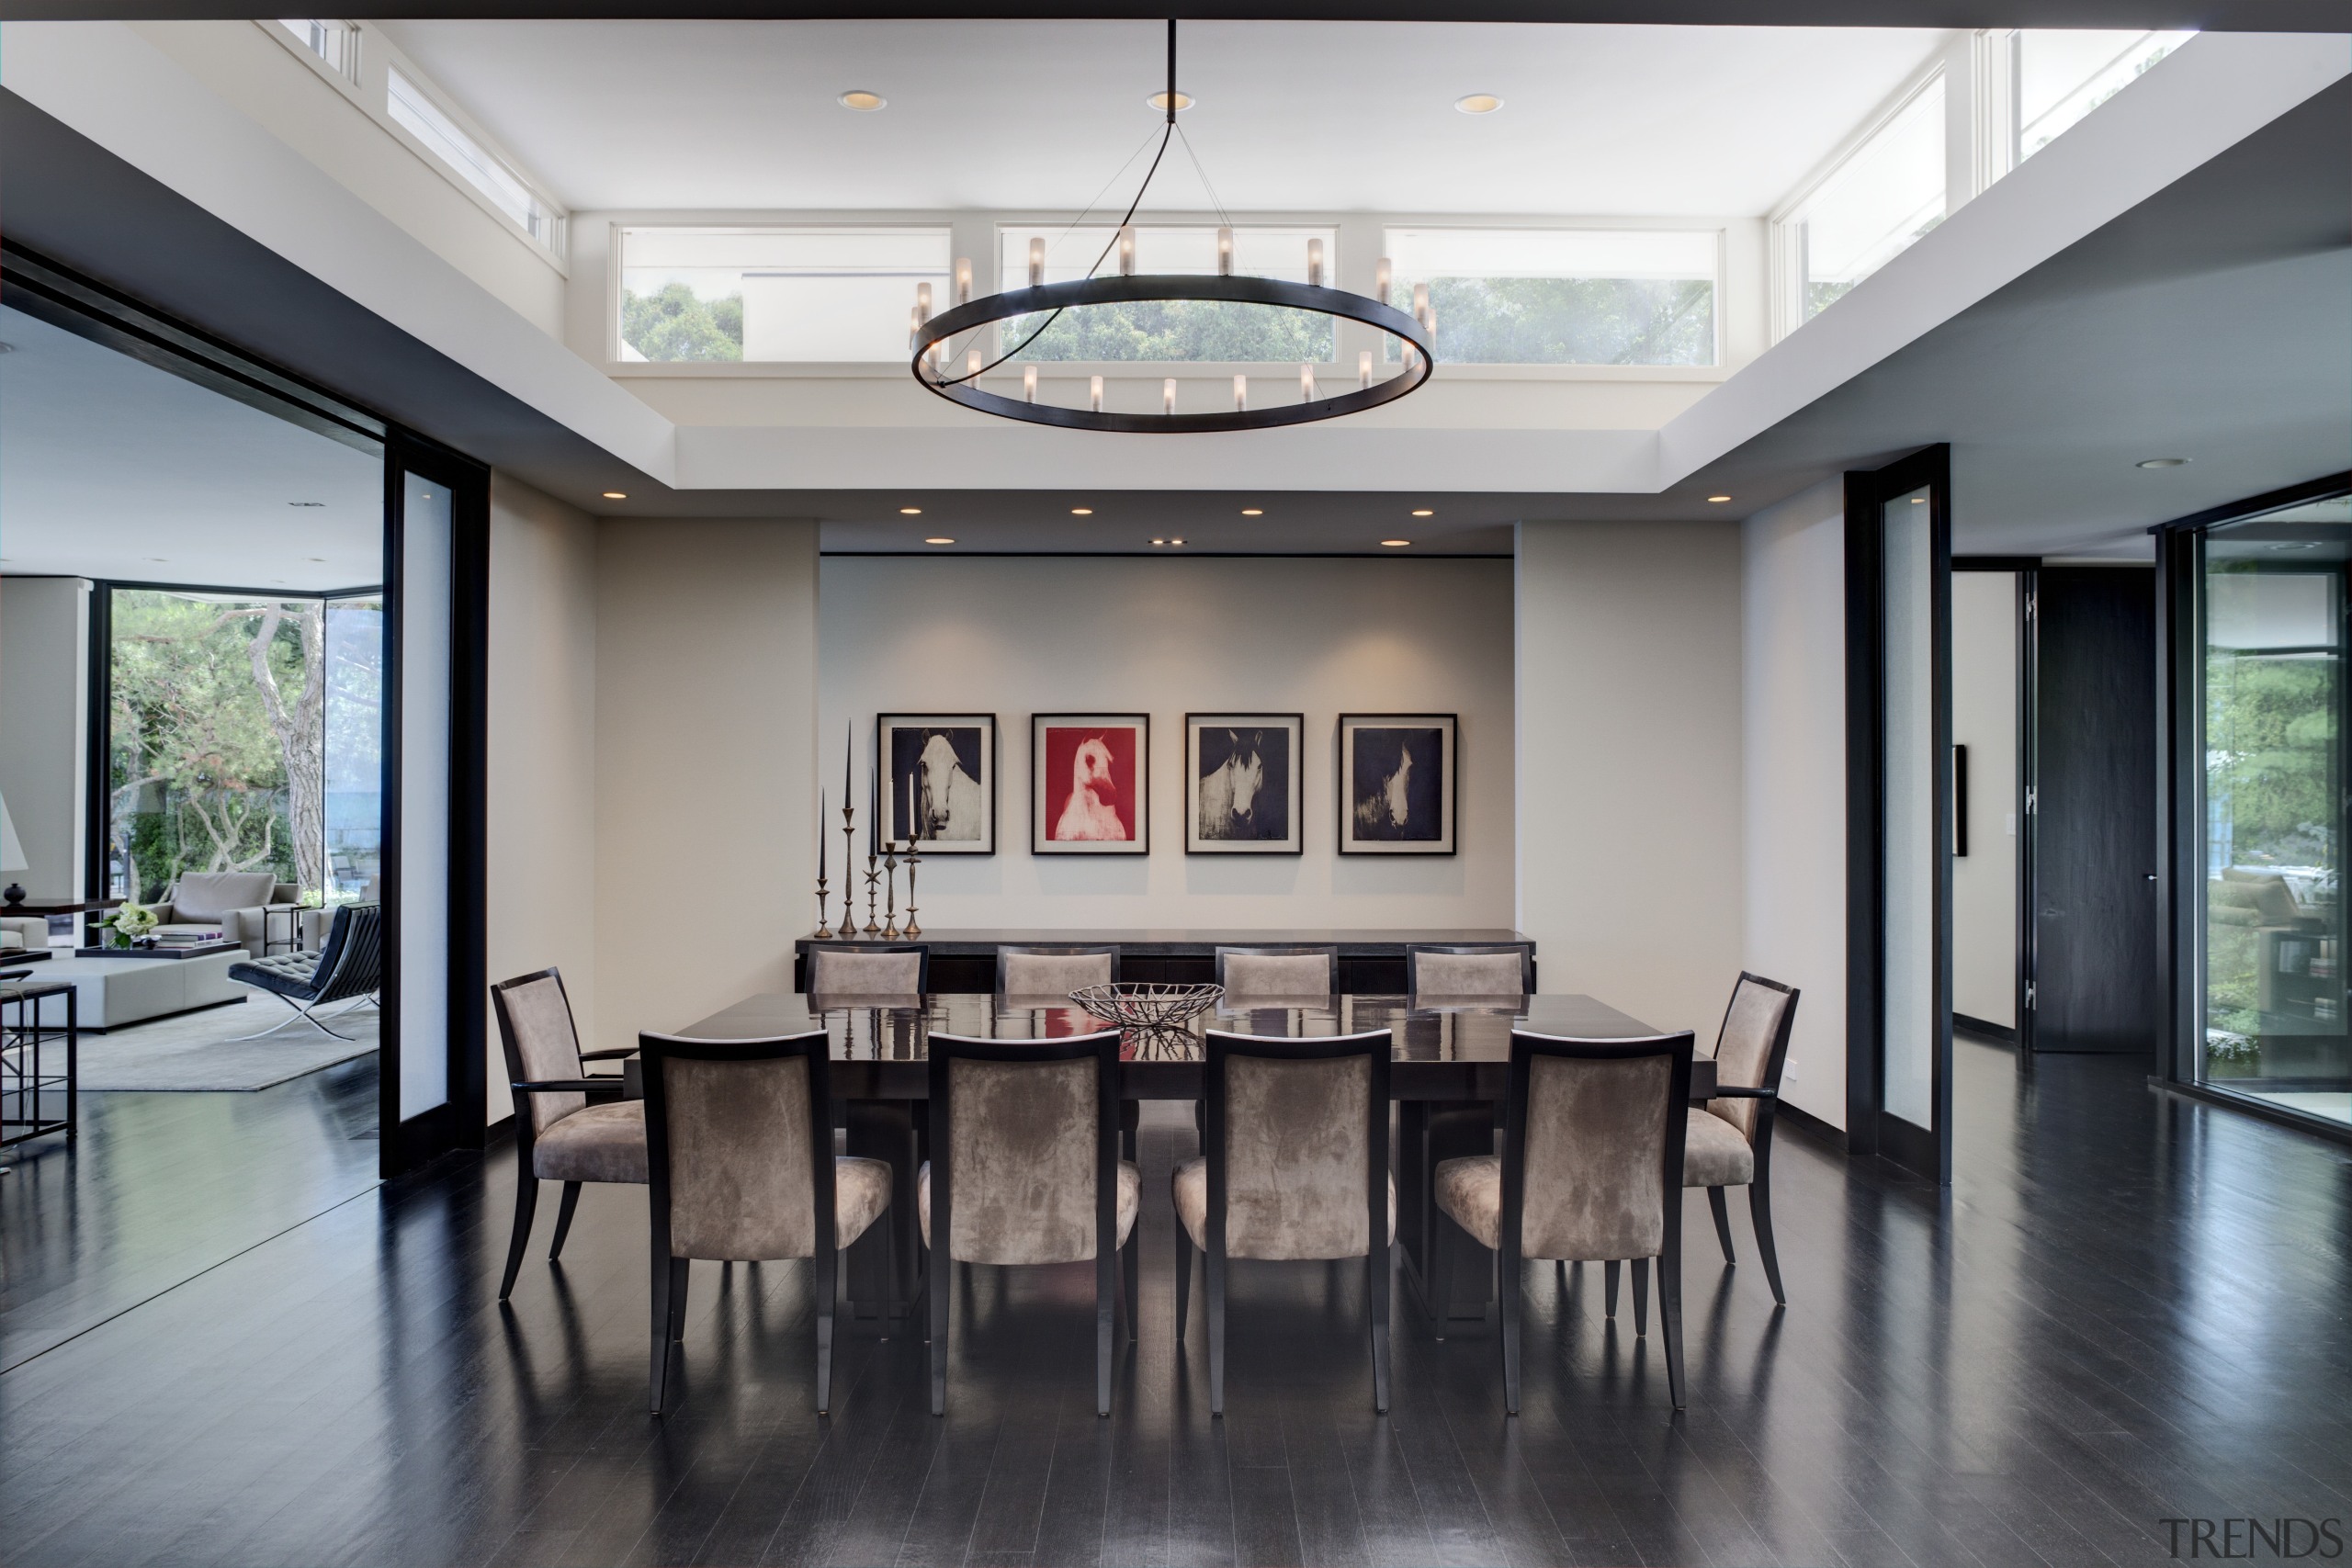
[[876, 714, 997, 855], [1185, 713, 1305, 855], [1032, 713, 1150, 854], [1338, 713, 1457, 855]]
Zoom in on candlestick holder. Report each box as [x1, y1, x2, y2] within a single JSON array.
[[881, 840, 902, 940], [863, 849, 881, 936], [902, 836, 922, 938], [813, 873, 833, 940], [832, 801, 858, 941]]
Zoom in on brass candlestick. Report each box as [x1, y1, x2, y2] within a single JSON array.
[[863, 849, 881, 936], [902, 835, 922, 938], [832, 802, 858, 941], [881, 840, 902, 940], [813, 874, 833, 940]]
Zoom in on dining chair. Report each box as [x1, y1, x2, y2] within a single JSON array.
[[1686, 972, 1800, 1304], [807, 943, 929, 996], [1433, 1030, 1695, 1412], [996, 943, 1119, 994], [921, 1029, 1137, 1416], [639, 1029, 893, 1415], [1174, 1029, 1396, 1415], [1214, 944, 1338, 998], [492, 968, 645, 1302], [1405, 942, 1533, 998]]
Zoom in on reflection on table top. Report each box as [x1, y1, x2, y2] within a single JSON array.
[[679, 992, 1660, 1064]]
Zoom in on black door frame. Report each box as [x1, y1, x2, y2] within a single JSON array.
[[1845, 444, 1953, 1182], [1952, 555, 2041, 1055]]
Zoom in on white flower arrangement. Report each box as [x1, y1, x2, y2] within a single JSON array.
[[106, 900, 160, 946]]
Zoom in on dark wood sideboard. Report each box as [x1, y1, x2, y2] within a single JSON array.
[[791, 929, 1535, 995]]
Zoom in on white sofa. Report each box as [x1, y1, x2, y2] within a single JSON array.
[[3, 913, 49, 953], [151, 872, 300, 957], [300, 876, 382, 949]]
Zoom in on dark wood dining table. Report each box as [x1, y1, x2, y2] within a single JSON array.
[[664, 991, 1709, 1324]]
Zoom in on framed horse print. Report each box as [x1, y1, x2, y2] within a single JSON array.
[[877, 714, 997, 855], [1032, 715, 1149, 854], [1185, 713, 1304, 855], [1338, 713, 1456, 855]]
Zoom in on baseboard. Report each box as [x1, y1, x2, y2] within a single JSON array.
[[1955, 1013, 2016, 1043], [1776, 1100, 1846, 1152], [2148, 1077, 2352, 1148]]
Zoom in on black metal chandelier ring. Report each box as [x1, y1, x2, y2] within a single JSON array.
[[910, 273, 1435, 434]]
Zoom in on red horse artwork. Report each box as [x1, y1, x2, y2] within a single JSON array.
[[1033, 715, 1149, 853]]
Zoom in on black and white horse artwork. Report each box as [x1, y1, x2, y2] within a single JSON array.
[[1348, 727, 1443, 842], [1194, 725, 1292, 842]]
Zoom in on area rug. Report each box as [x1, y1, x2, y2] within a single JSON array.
[[68, 999, 379, 1091]]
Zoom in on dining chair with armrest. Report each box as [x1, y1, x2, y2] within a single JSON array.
[[1434, 1030, 1695, 1411], [492, 967, 644, 1302], [1686, 972, 1800, 1304], [1175, 1028, 1396, 1415], [1214, 944, 1338, 999], [922, 1029, 1138, 1416], [639, 1028, 893, 1415], [808, 944, 929, 997], [995, 943, 1119, 995]]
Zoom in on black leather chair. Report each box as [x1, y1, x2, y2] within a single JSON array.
[[226, 903, 381, 1041]]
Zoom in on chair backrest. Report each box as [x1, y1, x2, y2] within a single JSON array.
[[1215, 944, 1338, 999], [492, 967, 586, 1135], [1505, 1031, 1693, 1264], [1708, 972, 1799, 1143], [808, 944, 928, 997], [997, 944, 1118, 995], [1407, 942, 1533, 998], [641, 1031, 834, 1263], [1204, 1029, 1391, 1262], [311, 903, 384, 1003], [168, 871, 277, 919], [927, 1029, 1121, 1266]]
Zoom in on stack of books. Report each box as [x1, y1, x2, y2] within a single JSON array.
[[156, 929, 224, 949]]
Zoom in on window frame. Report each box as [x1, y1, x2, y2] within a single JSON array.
[[609, 221, 957, 367], [1769, 61, 1950, 342]]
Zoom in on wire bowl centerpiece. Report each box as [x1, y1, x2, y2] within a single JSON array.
[[1068, 981, 1224, 1057]]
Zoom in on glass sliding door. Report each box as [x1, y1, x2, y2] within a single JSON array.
[[2195, 492, 2352, 1129], [323, 594, 385, 900]]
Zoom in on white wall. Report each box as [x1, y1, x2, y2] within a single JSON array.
[[594, 517, 819, 1055], [1740, 481, 1848, 1130], [1516, 520, 1743, 1039], [0, 577, 90, 903], [484, 475, 599, 1124], [1951, 570, 2018, 1030], [820, 555, 1515, 931]]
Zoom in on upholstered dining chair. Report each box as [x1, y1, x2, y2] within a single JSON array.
[[1686, 972, 1800, 1304], [639, 1029, 893, 1415], [1406, 942, 1534, 998], [492, 968, 644, 1302], [807, 943, 929, 996], [996, 943, 1119, 995], [1174, 1029, 1396, 1415], [1214, 944, 1338, 999], [1433, 1030, 1695, 1412], [920, 1029, 1138, 1416]]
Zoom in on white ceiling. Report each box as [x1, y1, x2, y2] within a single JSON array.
[[0, 305, 384, 592], [371, 19, 1951, 215]]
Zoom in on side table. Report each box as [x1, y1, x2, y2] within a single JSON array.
[[2, 979, 77, 1150], [262, 904, 304, 957]]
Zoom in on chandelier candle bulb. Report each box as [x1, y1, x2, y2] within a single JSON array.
[[908, 305, 922, 349], [1413, 282, 1430, 326], [1164, 378, 1177, 415], [1217, 227, 1234, 276], [1023, 365, 1038, 402], [1375, 257, 1392, 303], [916, 281, 932, 317], [1234, 374, 1248, 412], [954, 258, 972, 307], [967, 349, 982, 380], [1307, 237, 1324, 288], [1091, 375, 1104, 412], [1028, 237, 1045, 288], [1118, 226, 1136, 276], [1301, 364, 1316, 400], [1359, 350, 1374, 388]]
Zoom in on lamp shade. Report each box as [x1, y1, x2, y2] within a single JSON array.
[[0, 789, 26, 876]]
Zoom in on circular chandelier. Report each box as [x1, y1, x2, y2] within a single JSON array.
[[907, 21, 1436, 434]]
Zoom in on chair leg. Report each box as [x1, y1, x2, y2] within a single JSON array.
[[222, 993, 356, 1043], [816, 1249, 838, 1415], [1123, 1233, 1140, 1343], [1750, 1174, 1787, 1306], [1206, 1243, 1228, 1416], [1707, 1186, 1736, 1264], [1604, 1258, 1621, 1318], [1499, 1253, 1521, 1416], [1174, 1227, 1193, 1343], [929, 1247, 951, 1416], [650, 1247, 675, 1415], [1430, 1213, 1453, 1341], [1631, 1257, 1649, 1337], [499, 1175, 539, 1302], [1367, 1244, 1393, 1416], [548, 1182, 583, 1260], [668, 1257, 691, 1343], [1660, 1239, 1687, 1409], [1096, 1253, 1115, 1418]]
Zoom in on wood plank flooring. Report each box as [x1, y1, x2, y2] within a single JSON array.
[[2, 1034, 2347, 1567]]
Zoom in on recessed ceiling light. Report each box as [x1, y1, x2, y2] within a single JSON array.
[[1171, 537, 1186, 546], [1410, 508, 1434, 517], [1707, 494, 1732, 503], [900, 506, 923, 515], [1911, 496, 1928, 504], [838, 89, 886, 111], [1240, 508, 1264, 517], [307, 557, 327, 562], [287, 501, 324, 508], [147, 558, 168, 563], [1151, 537, 1167, 546], [1071, 507, 1093, 516], [0, 342, 16, 354], [2137, 457, 2190, 469], [924, 536, 956, 546], [603, 491, 628, 500], [1455, 94, 1504, 115], [1145, 90, 1194, 112], [1382, 539, 1412, 547]]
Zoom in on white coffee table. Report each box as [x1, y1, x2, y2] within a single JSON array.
[[29, 952, 250, 1032]]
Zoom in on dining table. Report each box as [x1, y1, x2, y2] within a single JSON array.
[[660, 990, 1713, 1325]]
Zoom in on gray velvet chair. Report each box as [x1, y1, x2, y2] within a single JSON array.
[[1687, 973, 1800, 1304], [921, 1029, 1138, 1416], [808, 944, 928, 996], [996, 943, 1118, 995], [1174, 1029, 1396, 1415], [1406, 942, 1534, 998], [1214, 944, 1338, 999], [639, 1028, 893, 1415], [492, 968, 643, 1302], [1433, 1030, 1695, 1412]]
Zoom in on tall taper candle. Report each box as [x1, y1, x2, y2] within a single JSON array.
[[820, 788, 827, 881], [845, 721, 854, 818]]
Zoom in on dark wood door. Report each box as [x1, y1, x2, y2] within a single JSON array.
[[2032, 567, 2158, 1055]]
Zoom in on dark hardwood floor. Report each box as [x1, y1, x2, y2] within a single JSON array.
[[2, 1033, 2347, 1567]]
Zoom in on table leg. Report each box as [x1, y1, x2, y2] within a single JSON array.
[[1398, 1101, 1496, 1323], [844, 1100, 920, 1322]]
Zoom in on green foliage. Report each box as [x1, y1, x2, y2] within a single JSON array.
[[1416, 276, 1715, 366], [1006, 299, 1331, 363], [622, 283, 744, 362]]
